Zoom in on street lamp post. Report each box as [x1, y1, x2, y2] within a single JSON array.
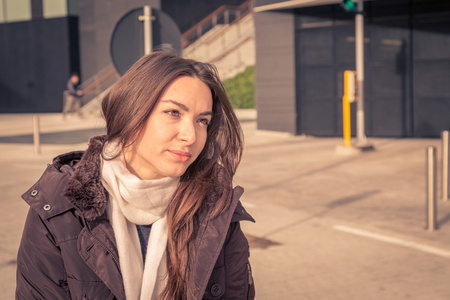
[[355, 0, 367, 146], [139, 5, 153, 55]]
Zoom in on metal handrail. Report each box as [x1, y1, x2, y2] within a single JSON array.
[[78, 65, 117, 92], [182, 0, 253, 48], [76, 65, 119, 107], [81, 68, 117, 94]]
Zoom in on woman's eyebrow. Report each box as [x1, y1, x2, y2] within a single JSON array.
[[162, 100, 213, 116], [162, 100, 189, 111]]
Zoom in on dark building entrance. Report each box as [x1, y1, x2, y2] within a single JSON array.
[[255, 0, 450, 137]]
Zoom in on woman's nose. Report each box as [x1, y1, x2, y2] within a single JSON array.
[[178, 121, 197, 144]]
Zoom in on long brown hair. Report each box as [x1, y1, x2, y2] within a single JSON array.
[[101, 50, 243, 299]]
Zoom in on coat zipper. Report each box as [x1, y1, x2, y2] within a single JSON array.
[[77, 210, 121, 273], [86, 229, 121, 273]]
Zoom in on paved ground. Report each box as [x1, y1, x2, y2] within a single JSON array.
[[1, 111, 450, 299]]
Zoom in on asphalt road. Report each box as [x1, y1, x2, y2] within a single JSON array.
[[2, 111, 450, 299]]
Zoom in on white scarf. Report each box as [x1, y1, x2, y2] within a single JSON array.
[[101, 143, 179, 300]]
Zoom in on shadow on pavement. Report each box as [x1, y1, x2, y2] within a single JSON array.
[[437, 212, 450, 229], [246, 234, 281, 249], [0, 259, 16, 269], [0, 128, 106, 145], [260, 190, 380, 240], [326, 190, 380, 209]]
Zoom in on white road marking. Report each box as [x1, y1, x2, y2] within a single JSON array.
[[333, 225, 450, 258]]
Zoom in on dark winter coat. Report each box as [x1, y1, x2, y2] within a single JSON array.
[[16, 136, 255, 300], [67, 78, 81, 97]]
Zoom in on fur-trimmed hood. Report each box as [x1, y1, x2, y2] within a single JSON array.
[[63, 135, 109, 220]]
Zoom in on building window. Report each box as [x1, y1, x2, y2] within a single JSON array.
[[0, 0, 32, 23], [42, 0, 78, 18], [0, 1, 5, 23], [43, 0, 67, 18], [67, 0, 78, 16]]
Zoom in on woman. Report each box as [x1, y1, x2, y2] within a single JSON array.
[[16, 51, 255, 299]]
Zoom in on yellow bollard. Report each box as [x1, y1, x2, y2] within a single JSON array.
[[343, 93, 351, 147], [342, 71, 357, 147]]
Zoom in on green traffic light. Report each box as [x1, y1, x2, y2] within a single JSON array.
[[341, 0, 357, 11]]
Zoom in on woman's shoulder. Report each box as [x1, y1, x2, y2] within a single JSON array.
[[201, 186, 255, 225], [21, 154, 80, 221], [231, 198, 255, 223]]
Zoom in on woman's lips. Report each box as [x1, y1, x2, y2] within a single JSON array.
[[168, 150, 192, 162]]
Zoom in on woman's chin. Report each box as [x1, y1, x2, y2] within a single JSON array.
[[163, 167, 189, 179]]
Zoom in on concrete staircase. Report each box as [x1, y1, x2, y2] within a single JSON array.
[[182, 6, 255, 79]]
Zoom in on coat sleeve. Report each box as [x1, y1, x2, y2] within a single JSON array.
[[66, 80, 77, 96], [16, 208, 70, 299], [222, 221, 255, 300]]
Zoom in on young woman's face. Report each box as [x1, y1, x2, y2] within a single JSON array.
[[124, 76, 213, 180]]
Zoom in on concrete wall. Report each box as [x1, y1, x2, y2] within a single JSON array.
[[254, 10, 297, 134]]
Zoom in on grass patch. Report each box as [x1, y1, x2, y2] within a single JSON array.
[[223, 65, 255, 109]]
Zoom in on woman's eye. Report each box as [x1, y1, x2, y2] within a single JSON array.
[[198, 118, 210, 126], [166, 110, 180, 117]]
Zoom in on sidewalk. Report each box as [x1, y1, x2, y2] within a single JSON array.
[[1, 111, 450, 299]]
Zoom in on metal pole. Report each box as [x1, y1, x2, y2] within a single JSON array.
[[33, 115, 41, 155], [442, 130, 449, 201], [355, 0, 367, 145], [426, 146, 437, 231], [224, 10, 230, 24], [143, 5, 152, 55]]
